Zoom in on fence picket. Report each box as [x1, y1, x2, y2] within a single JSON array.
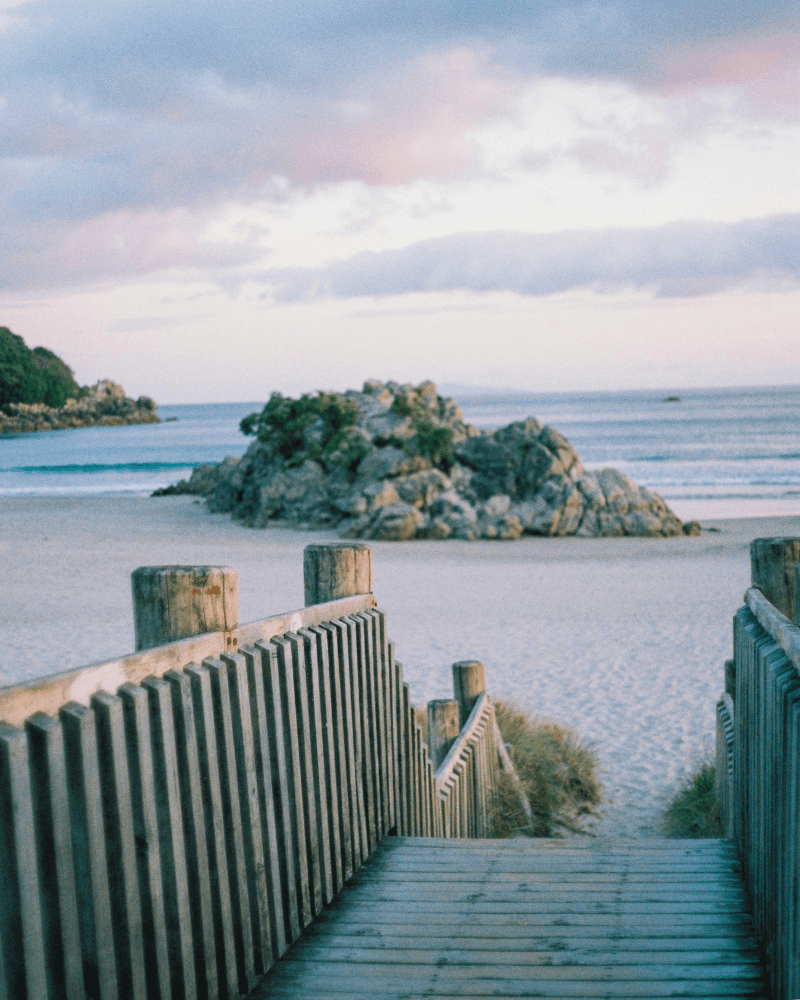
[[182, 662, 242, 999], [162, 672, 218, 998], [24, 712, 85, 1000], [91, 692, 149, 1000], [318, 623, 354, 881], [0, 721, 48, 1000], [253, 642, 302, 944], [140, 677, 197, 1000], [60, 702, 120, 1000], [238, 646, 287, 962]]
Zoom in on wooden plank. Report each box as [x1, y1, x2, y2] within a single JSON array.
[[322, 898, 746, 915], [263, 639, 313, 928], [0, 721, 48, 1000], [219, 650, 274, 973], [24, 713, 85, 1000], [90, 692, 148, 1000], [200, 656, 257, 990], [395, 669, 410, 836], [300, 628, 341, 898], [182, 662, 242, 999], [274, 636, 322, 920], [331, 886, 749, 905], [261, 989, 763, 1000], [348, 616, 378, 852], [312, 909, 755, 930], [331, 619, 367, 862], [294, 631, 335, 905], [0, 595, 376, 728], [117, 683, 173, 1000], [302, 928, 759, 949], [286, 944, 761, 967], [355, 869, 745, 885], [161, 672, 218, 998], [260, 960, 763, 987], [387, 643, 402, 835], [59, 701, 120, 1000], [139, 677, 196, 1000], [263, 987, 764, 1000], [238, 645, 287, 961], [254, 641, 302, 943], [363, 611, 390, 833], [318, 623, 354, 882], [376, 615, 396, 828]]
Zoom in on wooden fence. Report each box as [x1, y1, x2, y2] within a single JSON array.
[[716, 537, 800, 1000], [0, 548, 509, 1000]]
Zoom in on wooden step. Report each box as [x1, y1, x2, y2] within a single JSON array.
[[249, 837, 766, 999]]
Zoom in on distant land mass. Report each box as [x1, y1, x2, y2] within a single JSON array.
[[0, 326, 158, 434]]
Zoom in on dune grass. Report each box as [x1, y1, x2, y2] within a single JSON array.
[[664, 763, 723, 838], [491, 701, 602, 838]]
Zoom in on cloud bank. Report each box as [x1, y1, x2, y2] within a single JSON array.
[[262, 214, 800, 301], [2, 0, 799, 291]]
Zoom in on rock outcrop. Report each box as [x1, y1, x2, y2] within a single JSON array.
[[161, 380, 689, 540], [0, 380, 159, 434]]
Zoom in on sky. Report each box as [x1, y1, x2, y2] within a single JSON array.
[[1, 0, 799, 403]]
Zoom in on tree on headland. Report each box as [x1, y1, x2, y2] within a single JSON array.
[[0, 327, 83, 407]]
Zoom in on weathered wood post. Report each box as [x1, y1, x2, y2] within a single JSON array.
[[427, 699, 460, 770], [724, 659, 736, 701], [750, 537, 800, 623], [452, 661, 486, 728], [303, 542, 373, 606], [131, 565, 239, 651]]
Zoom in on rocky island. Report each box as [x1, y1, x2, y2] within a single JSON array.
[[159, 380, 696, 541], [0, 326, 158, 434]]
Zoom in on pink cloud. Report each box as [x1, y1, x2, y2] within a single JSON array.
[[658, 29, 800, 117], [0, 209, 260, 290], [281, 48, 518, 185]]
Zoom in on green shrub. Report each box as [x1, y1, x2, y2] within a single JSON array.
[[492, 702, 601, 838], [664, 763, 723, 838], [241, 391, 365, 471], [391, 385, 456, 472], [0, 327, 82, 407], [31, 347, 83, 407]]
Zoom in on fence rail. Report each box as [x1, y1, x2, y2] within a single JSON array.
[[0, 551, 515, 1000], [718, 582, 800, 1000]]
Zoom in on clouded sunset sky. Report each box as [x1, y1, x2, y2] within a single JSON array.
[[2, 0, 799, 402]]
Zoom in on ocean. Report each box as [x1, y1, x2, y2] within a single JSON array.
[[1, 386, 799, 520]]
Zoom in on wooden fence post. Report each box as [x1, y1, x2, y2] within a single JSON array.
[[427, 700, 459, 770], [131, 566, 239, 651], [452, 661, 485, 728], [303, 543, 372, 606], [750, 537, 800, 623]]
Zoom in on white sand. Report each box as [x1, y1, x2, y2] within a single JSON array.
[[3, 495, 799, 838]]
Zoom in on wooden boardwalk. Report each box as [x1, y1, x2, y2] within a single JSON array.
[[254, 836, 766, 999]]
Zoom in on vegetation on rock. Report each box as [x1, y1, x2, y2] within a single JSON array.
[[0, 327, 82, 408], [241, 391, 366, 471], [491, 701, 602, 837]]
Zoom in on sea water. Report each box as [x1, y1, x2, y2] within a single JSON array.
[[1, 386, 799, 520]]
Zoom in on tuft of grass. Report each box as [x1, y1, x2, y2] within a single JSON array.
[[664, 763, 723, 838], [492, 702, 601, 838]]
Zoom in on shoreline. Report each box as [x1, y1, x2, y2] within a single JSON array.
[[3, 494, 799, 838]]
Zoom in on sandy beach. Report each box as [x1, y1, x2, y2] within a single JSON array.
[[3, 493, 798, 838]]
